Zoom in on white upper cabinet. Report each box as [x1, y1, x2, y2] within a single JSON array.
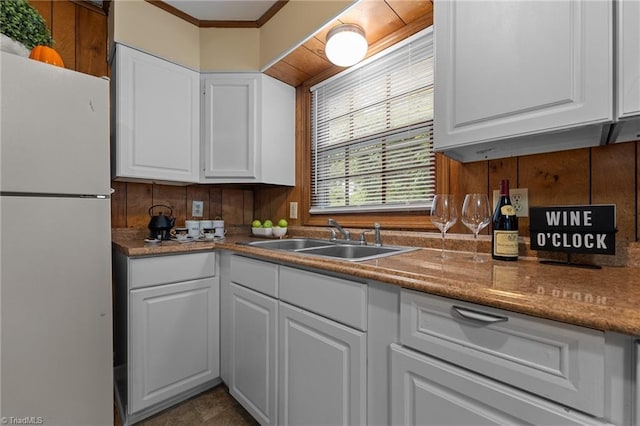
[[434, 0, 613, 162], [113, 44, 200, 183], [612, 0, 640, 143], [201, 73, 295, 185]]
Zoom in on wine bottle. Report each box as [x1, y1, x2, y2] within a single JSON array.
[[492, 179, 519, 261]]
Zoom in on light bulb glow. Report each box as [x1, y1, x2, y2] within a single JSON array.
[[325, 24, 368, 67]]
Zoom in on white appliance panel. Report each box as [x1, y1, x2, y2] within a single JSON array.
[[0, 52, 110, 195], [0, 196, 112, 425]]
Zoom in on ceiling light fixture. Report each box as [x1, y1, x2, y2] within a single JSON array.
[[325, 24, 368, 67]]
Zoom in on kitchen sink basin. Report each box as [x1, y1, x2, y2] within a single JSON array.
[[298, 244, 417, 261], [242, 238, 333, 250], [239, 238, 417, 261]]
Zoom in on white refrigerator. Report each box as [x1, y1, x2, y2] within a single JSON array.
[[0, 52, 113, 425]]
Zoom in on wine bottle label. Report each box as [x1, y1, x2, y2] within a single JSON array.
[[493, 230, 519, 256], [500, 205, 516, 216]]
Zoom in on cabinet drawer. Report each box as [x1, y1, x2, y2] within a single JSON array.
[[230, 255, 279, 297], [280, 267, 366, 331], [130, 252, 216, 289], [400, 289, 605, 417], [390, 344, 608, 426]]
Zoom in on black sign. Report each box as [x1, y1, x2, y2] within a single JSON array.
[[529, 205, 616, 255]]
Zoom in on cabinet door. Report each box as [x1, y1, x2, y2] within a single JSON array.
[[613, 0, 640, 143], [617, 0, 640, 120], [228, 283, 278, 425], [129, 277, 219, 413], [390, 344, 608, 426], [259, 75, 296, 186], [202, 75, 257, 179], [114, 44, 199, 183], [434, 0, 612, 157], [279, 302, 366, 426]]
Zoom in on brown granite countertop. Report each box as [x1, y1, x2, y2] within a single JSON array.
[[113, 228, 640, 336]]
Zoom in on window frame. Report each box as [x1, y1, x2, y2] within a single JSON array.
[[299, 26, 447, 230]]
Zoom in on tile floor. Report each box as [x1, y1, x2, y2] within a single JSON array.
[[114, 384, 258, 426]]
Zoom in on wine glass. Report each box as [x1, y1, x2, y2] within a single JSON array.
[[430, 195, 458, 258], [461, 193, 492, 262]]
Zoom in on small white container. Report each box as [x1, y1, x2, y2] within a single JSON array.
[[252, 227, 273, 237], [185, 220, 201, 238], [272, 227, 287, 237]]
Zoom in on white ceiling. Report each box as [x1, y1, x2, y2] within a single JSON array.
[[163, 0, 280, 21]]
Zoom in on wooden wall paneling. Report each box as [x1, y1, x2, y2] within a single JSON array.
[[76, 5, 108, 77], [488, 158, 518, 193], [243, 190, 254, 224], [29, 1, 52, 31], [434, 153, 450, 194], [386, 0, 433, 24], [269, 187, 289, 222], [591, 141, 636, 243], [293, 86, 308, 227], [110, 181, 127, 228], [51, 1, 76, 69], [281, 42, 330, 80], [126, 183, 153, 229], [152, 184, 187, 226], [264, 60, 308, 88], [637, 141, 640, 242], [296, 85, 312, 226], [186, 185, 210, 221], [208, 187, 223, 220], [519, 148, 591, 207], [337, 1, 405, 46], [449, 159, 489, 234], [253, 189, 270, 223], [221, 188, 245, 225]]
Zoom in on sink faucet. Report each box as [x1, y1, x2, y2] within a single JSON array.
[[373, 223, 382, 247], [328, 218, 350, 241]]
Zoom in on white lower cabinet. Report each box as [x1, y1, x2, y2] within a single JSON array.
[[395, 288, 635, 425], [390, 343, 608, 425], [113, 251, 220, 425], [221, 254, 636, 426], [228, 282, 278, 425], [400, 289, 605, 417], [130, 277, 219, 413], [223, 254, 367, 425], [278, 301, 366, 426]]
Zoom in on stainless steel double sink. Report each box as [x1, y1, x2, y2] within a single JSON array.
[[239, 238, 418, 262]]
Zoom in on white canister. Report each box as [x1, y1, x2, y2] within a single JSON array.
[[212, 219, 225, 237], [185, 220, 201, 238], [199, 220, 213, 232]]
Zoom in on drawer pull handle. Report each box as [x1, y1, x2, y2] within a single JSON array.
[[452, 306, 508, 324]]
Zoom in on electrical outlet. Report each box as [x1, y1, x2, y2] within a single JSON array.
[[511, 188, 529, 217], [192, 200, 204, 217], [289, 202, 298, 219], [493, 188, 529, 217]]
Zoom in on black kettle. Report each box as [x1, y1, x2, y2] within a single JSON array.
[[148, 204, 176, 240]]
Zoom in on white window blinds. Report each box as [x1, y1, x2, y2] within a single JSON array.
[[311, 27, 435, 214]]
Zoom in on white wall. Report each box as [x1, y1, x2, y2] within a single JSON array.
[[111, 0, 356, 72], [111, 0, 200, 70]]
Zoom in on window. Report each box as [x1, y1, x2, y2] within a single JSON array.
[[310, 27, 434, 214]]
